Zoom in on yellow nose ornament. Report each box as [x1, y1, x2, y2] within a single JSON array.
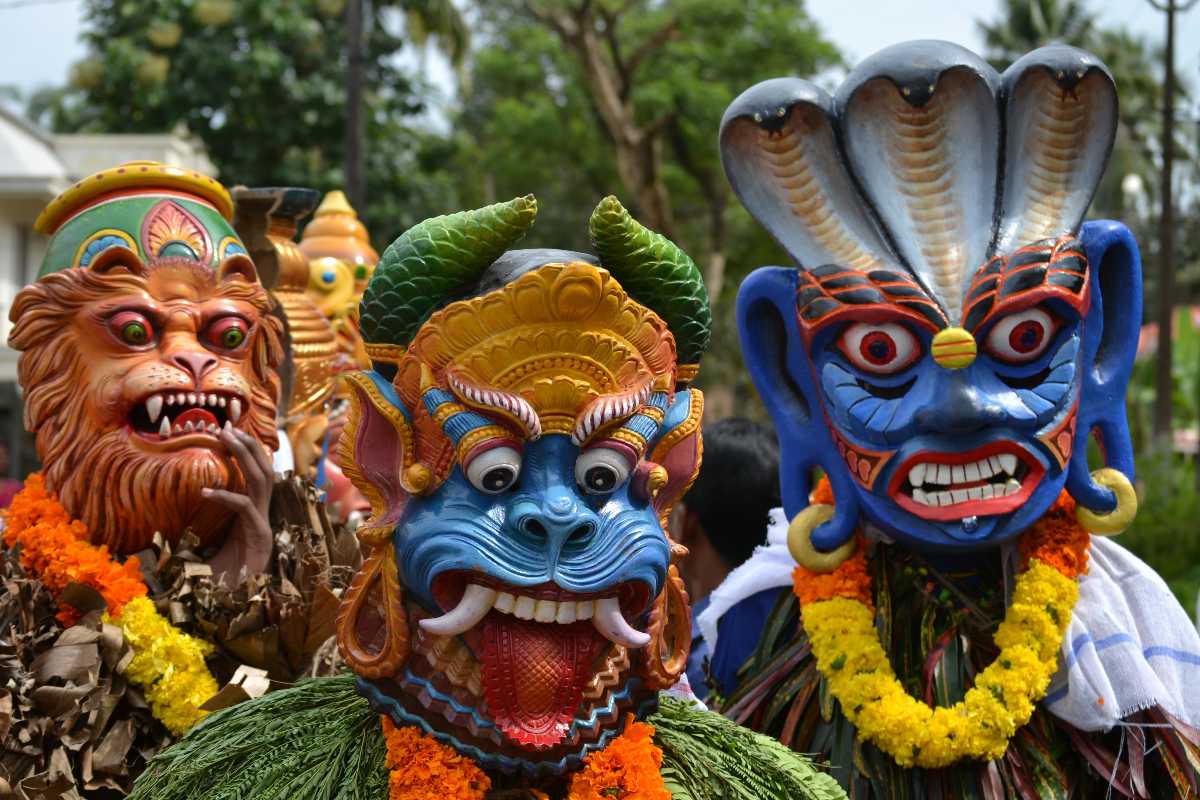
[[931, 327, 977, 369]]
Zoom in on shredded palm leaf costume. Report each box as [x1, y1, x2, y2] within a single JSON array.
[[130, 196, 844, 800]]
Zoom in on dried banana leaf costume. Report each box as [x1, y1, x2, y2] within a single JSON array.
[[128, 197, 847, 800], [718, 41, 1200, 797]]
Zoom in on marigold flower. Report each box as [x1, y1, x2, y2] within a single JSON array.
[[381, 717, 490, 800], [567, 717, 670, 800]]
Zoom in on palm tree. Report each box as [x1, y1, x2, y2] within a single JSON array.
[[977, 0, 1097, 66]]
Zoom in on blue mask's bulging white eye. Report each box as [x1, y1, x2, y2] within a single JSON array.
[[985, 307, 1058, 363], [465, 445, 522, 494], [575, 447, 632, 495], [839, 322, 920, 374]]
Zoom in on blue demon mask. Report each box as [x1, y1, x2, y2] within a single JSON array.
[[331, 196, 710, 775], [721, 42, 1141, 555]]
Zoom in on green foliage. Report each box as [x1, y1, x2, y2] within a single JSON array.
[[1123, 309, 1200, 609], [128, 674, 387, 800], [28, 0, 462, 247], [650, 697, 847, 800], [1128, 308, 1200, 451], [1121, 451, 1200, 610]]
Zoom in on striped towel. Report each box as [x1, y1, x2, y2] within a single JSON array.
[[1044, 536, 1200, 731]]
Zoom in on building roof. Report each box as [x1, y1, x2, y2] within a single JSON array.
[[0, 106, 67, 195]]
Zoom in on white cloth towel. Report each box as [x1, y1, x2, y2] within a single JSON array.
[[696, 507, 794, 654], [1045, 535, 1200, 731]]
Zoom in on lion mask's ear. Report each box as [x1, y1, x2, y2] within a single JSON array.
[[86, 246, 146, 276], [216, 253, 260, 284]]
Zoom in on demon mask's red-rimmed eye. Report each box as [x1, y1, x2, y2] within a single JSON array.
[[204, 316, 251, 351], [984, 307, 1059, 363], [109, 310, 156, 348], [838, 322, 920, 374]]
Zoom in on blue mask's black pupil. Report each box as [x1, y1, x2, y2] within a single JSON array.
[[868, 340, 889, 359], [586, 466, 616, 492], [484, 467, 513, 490]]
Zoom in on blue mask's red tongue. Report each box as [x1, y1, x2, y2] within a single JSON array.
[[478, 611, 607, 749]]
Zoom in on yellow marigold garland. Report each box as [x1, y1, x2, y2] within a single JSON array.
[[2, 474, 217, 735], [793, 482, 1090, 769], [379, 714, 670, 799], [114, 595, 218, 734]]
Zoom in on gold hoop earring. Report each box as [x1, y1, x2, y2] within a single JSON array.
[[1075, 467, 1138, 535], [788, 504, 855, 573]]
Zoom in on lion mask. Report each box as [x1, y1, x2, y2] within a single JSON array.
[[8, 252, 284, 555]]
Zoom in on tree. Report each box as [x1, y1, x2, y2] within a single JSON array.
[[456, 1, 840, 416], [464, 0, 839, 303], [28, 0, 462, 245]]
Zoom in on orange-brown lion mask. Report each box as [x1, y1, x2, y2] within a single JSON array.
[[7, 254, 284, 555]]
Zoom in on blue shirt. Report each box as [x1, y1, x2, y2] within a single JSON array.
[[708, 586, 791, 698], [685, 594, 713, 700]]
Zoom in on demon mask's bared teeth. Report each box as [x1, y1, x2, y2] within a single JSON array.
[[592, 596, 650, 648], [419, 584, 497, 636]]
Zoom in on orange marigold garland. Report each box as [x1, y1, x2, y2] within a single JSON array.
[[2, 474, 218, 734], [378, 714, 669, 800], [380, 716, 490, 800], [3, 473, 144, 624], [566, 717, 671, 800]]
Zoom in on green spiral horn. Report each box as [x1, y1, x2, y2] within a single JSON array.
[[589, 196, 711, 368], [359, 195, 538, 350]]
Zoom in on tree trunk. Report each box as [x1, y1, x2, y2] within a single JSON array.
[[1154, 0, 1176, 448], [344, 0, 366, 209], [703, 193, 727, 303], [552, 10, 677, 238]]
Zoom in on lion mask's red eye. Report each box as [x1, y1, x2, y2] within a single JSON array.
[[839, 322, 920, 374], [109, 311, 155, 347], [984, 307, 1058, 363], [205, 317, 250, 350]]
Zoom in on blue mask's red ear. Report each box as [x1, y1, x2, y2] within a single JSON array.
[[1066, 220, 1141, 513], [736, 266, 859, 551]]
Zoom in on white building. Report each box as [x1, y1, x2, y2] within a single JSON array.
[[0, 107, 215, 478]]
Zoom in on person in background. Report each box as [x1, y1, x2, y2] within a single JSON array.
[[672, 416, 780, 700]]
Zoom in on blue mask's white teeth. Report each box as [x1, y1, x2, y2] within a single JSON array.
[[422, 583, 648, 648], [907, 453, 1023, 508]]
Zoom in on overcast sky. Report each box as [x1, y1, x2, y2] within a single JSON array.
[[0, 0, 1196, 116]]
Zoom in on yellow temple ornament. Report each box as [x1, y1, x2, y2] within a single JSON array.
[[299, 190, 379, 292]]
